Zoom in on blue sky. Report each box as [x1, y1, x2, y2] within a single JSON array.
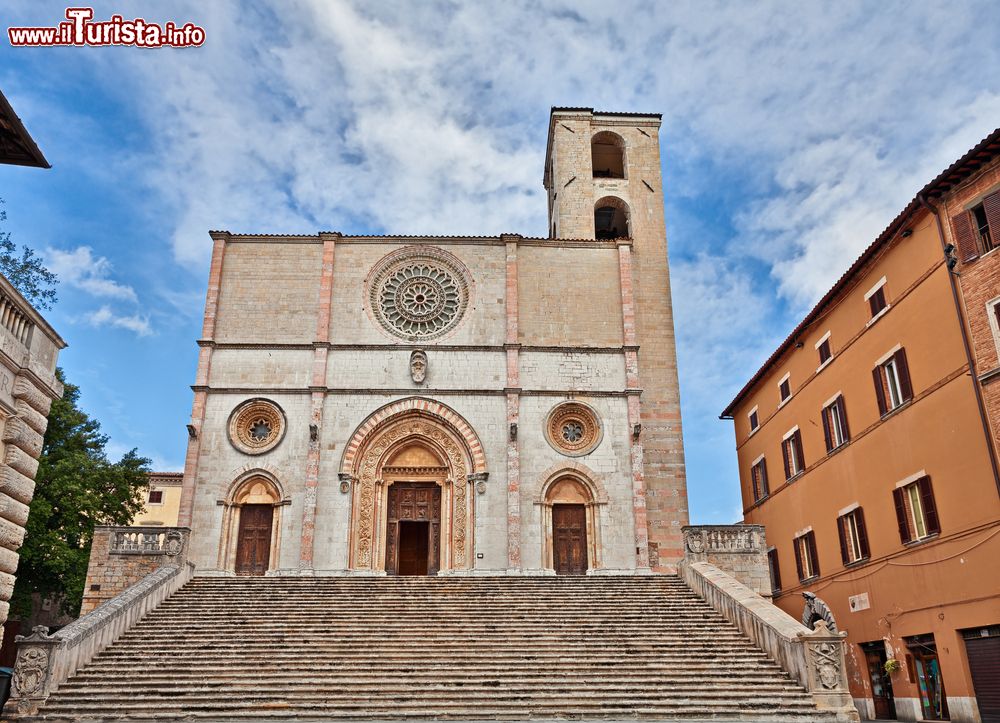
[[2, 1, 998, 523]]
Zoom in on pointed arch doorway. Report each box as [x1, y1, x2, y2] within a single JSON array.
[[341, 398, 487, 575]]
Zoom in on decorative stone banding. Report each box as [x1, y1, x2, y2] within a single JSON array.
[[227, 399, 286, 456], [545, 402, 602, 457], [366, 247, 472, 341]]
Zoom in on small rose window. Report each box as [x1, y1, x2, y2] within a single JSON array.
[[546, 403, 602, 457], [228, 399, 286, 455]]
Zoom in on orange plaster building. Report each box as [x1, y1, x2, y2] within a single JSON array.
[[722, 128, 1000, 723]]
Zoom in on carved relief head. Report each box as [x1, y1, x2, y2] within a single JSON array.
[[410, 350, 427, 384]]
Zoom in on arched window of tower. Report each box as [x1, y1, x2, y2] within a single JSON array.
[[591, 131, 626, 179], [594, 196, 630, 240]]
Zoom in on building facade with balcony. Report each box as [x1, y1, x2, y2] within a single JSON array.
[[721, 129, 1000, 723]]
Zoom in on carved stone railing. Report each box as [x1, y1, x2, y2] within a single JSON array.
[[7, 560, 195, 717], [6, 526, 194, 717], [110, 526, 186, 555], [682, 524, 771, 596], [679, 560, 858, 721]]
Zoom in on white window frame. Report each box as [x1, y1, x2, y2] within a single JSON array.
[[778, 372, 792, 406], [905, 482, 928, 539], [826, 396, 847, 448], [795, 534, 816, 579], [884, 357, 903, 409], [747, 405, 759, 435], [750, 453, 768, 501], [844, 510, 864, 562], [147, 488, 165, 506], [987, 296, 1000, 361], [783, 426, 802, 476]]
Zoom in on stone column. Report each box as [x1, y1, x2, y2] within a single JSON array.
[[299, 233, 338, 570], [178, 231, 229, 527], [617, 240, 649, 569], [501, 234, 521, 571]]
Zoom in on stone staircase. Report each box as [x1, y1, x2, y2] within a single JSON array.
[[27, 575, 838, 721]]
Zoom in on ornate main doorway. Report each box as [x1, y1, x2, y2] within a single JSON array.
[[341, 398, 487, 575], [386, 483, 441, 575]]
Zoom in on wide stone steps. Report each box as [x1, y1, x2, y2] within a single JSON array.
[[27, 575, 837, 721]]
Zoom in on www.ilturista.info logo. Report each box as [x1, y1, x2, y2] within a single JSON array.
[[8, 7, 205, 48]]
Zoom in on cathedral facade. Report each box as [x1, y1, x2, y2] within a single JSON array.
[[177, 108, 689, 576]]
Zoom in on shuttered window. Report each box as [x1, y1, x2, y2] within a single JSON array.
[[751, 458, 769, 502], [782, 429, 805, 480], [952, 190, 1000, 261], [874, 348, 913, 416], [767, 548, 782, 594], [892, 476, 940, 544], [817, 338, 832, 365], [748, 407, 759, 433], [822, 396, 850, 452], [837, 508, 870, 565], [869, 286, 887, 317], [779, 376, 791, 403], [793, 531, 820, 582]]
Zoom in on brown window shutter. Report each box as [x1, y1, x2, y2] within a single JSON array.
[[873, 366, 888, 416], [837, 515, 849, 565], [895, 348, 913, 402], [837, 395, 850, 441], [984, 191, 1000, 245], [822, 406, 833, 452], [952, 210, 979, 262], [760, 459, 769, 497], [893, 487, 912, 543], [768, 548, 782, 592], [919, 476, 940, 535], [794, 431, 806, 472], [856, 507, 870, 559], [751, 464, 761, 501], [782, 440, 792, 480], [807, 531, 820, 577], [793, 537, 804, 581]]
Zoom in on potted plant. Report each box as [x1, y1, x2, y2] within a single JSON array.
[[884, 658, 901, 675]]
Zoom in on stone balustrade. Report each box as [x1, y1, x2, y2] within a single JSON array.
[[679, 557, 859, 721], [6, 526, 194, 718], [682, 524, 771, 596]]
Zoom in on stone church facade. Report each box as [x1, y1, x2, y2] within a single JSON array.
[[177, 108, 689, 576]]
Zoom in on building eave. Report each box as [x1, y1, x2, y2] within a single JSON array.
[[720, 126, 1000, 419], [0, 90, 50, 169]]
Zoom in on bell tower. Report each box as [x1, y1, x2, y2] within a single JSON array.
[[543, 107, 689, 569]]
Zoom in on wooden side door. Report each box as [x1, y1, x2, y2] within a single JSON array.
[[235, 504, 273, 576], [552, 504, 587, 575]]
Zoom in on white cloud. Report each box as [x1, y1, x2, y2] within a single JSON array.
[[46, 246, 138, 302], [83, 306, 152, 337]]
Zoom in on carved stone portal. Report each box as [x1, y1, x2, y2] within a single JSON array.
[[410, 350, 427, 384], [348, 411, 480, 573]]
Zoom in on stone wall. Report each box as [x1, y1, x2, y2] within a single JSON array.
[[80, 527, 190, 614], [0, 274, 64, 640]]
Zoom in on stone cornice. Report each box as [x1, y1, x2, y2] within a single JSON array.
[[191, 385, 637, 398], [200, 341, 633, 354]]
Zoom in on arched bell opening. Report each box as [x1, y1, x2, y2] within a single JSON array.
[[594, 196, 631, 240], [591, 131, 626, 179]]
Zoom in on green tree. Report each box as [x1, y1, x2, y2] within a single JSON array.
[[10, 369, 150, 618], [0, 197, 58, 310]]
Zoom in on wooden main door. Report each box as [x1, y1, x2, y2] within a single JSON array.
[[235, 504, 273, 576], [385, 483, 440, 575], [552, 504, 587, 575]]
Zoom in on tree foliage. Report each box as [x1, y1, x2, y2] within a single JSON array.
[[0, 198, 58, 311], [10, 369, 150, 618]]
